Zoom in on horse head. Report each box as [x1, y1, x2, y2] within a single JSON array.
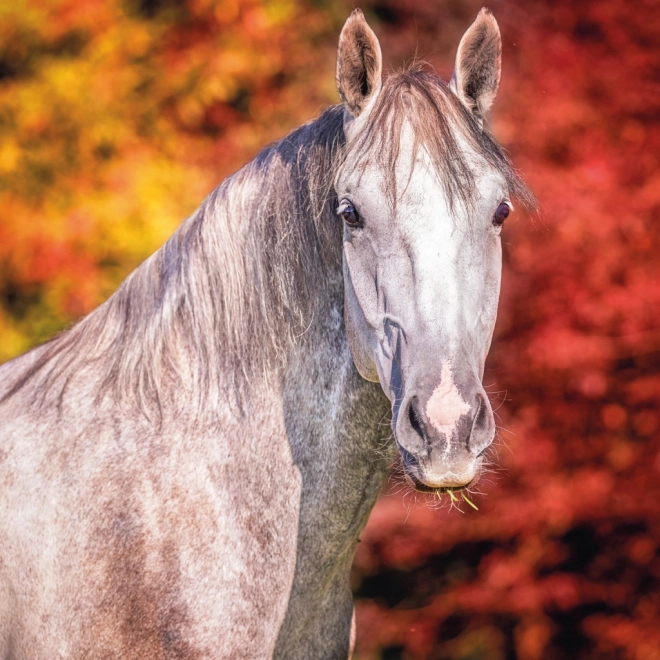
[[335, 9, 523, 493]]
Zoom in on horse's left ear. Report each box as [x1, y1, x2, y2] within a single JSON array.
[[336, 9, 382, 118], [450, 8, 501, 124]]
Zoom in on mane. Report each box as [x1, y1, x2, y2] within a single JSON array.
[[1, 65, 533, 418], [2, 107, 346, 417]]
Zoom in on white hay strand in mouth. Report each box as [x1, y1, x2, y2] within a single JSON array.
[[434, 487, 479, 511]]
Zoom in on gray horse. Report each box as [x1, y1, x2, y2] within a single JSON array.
[[0, 9, 531, 659]]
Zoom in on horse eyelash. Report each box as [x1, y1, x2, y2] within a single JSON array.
[[336, 200, 354, 215]]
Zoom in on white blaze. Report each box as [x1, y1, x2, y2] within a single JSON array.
[[425, 360, 471, 438]]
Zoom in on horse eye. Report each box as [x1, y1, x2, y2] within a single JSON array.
[[493, 202, 510, 227], [339, 202, 361, 227]]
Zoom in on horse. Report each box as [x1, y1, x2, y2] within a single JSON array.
[[0, 8, 532, 659]]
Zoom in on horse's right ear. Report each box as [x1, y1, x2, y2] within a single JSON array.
[[336, 9, 382, 118]]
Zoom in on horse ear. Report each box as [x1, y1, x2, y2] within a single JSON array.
[[450, 8, 501, 123], [336, 9, 383, 118]]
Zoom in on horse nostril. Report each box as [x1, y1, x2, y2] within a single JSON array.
[[468, 393, 494, 454], [472, 394, 488, 432], [408, 398, 425, 441]]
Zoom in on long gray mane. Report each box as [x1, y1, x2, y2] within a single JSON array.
[[1, 66, 531, 417]]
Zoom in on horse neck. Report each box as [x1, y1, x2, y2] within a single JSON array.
[[3, 106, 362, 430]]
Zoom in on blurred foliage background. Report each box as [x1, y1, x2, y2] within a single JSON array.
[[1, 0, 659, 658]]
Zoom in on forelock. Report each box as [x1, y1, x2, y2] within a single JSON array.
[[340, 65, 535, 214]]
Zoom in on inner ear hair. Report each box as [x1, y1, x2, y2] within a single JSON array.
[[336, 9, 383, 117], [450, 8, 502, 123]]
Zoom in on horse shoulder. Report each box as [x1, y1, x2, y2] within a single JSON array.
[[0, 375, 302, 658]]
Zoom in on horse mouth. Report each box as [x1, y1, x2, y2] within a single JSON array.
[[397, 444, 482, 493], [402, 469, 478, 494]]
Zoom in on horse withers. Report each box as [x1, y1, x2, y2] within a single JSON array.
[[0, 9, 531, 659]]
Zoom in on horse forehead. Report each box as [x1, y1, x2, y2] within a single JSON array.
[[390, 161, 502, 236], [343, 122, 500, 203], [403, 153, 506, 224]]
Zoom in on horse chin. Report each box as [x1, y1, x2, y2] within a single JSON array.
[[401, 458, 483, 494]]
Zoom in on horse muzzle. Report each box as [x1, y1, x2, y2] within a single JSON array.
[[393, 372, 495, 491]]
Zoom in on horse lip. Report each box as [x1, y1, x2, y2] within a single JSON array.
[[403, 470, 437, 493], [403, 468, 476, 494], [397, 442, 480, 492]]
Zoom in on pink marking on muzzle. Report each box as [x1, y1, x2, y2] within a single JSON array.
[[425, 361, 471, 438]]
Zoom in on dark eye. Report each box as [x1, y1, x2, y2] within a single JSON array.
[[338, 201, 361, 227], [493, 202, 510, 227]]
